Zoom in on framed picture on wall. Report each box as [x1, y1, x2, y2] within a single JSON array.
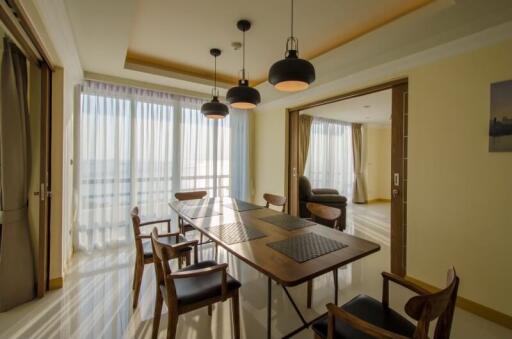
[[489, 80, 512, 152]]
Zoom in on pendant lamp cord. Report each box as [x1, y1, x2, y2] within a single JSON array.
[[242, 29, 246, 80], [291, 0, 294, 39], [285, 0, 298, 55], [214, 55, 217, 96]]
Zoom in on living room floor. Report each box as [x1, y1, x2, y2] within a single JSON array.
[[0, 207, 510, 339], [346, 201, 391, 246]]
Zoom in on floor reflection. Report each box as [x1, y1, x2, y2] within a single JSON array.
[[0, 203, 510, 338]]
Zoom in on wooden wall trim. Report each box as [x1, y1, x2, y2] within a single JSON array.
[[48, 277, 63, 290], [289, 78, 408, 112], [0, 0, 40, 63], [406, 275, 512, 330], [11, 0, 56, 70]]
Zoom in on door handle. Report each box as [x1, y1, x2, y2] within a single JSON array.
[[392, 188, 400, 198]]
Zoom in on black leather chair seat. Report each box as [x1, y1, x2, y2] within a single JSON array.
[[311, 294, 416, 339], [161, 260, 241, 306], [142, 234, 190, 259]]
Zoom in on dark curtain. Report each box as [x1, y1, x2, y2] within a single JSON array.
[[0, 38, 35, 311]]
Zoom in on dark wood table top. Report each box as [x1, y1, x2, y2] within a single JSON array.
[[169, 197, 380, 286]]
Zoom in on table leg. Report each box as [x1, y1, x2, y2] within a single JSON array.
[[333, 268, 339, 305], [267, 277, 272, 339]]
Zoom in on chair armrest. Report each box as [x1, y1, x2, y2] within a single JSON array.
[[312, 188, 339, 195], [140, 218, 171, 227], [326, 303, 409, 339], [382, 271, 430, 307], [382, 272, 430, 295], [137, 231, 181, 240], [171, 239, 198, 251], [169, 263, 228, 298]]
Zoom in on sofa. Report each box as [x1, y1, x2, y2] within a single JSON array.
[[298, 176, 347, 230]]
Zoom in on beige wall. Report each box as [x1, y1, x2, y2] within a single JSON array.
[[407, 38, 512, 316], [253, 107, 287, 205], [253, 38, 512, 316], [365, 125, 391, 201]]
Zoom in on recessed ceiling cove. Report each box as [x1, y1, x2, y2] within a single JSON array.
[[126, 0, 433, 86]]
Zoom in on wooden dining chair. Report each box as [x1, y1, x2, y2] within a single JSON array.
[[312, 268, 460, 339], [151, 227, 241, 339], [263, 193, 287, 212], [307, 202, 342, 229], [174, 191, 207, 238], [174, 191, 218, 257], [305, 202, 343, 308], [130, 207, 192, 309]]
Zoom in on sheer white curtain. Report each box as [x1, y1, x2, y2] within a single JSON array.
[[180, 103, 230, 197], [230, 109, 250, 201], [76, 80, 248, 251], [304, 117, 355, 199], [77, 82, 133, 250]]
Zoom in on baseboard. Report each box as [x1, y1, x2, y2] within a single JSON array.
[[406, 276, 512, 330], [49, 277, 63, 290], [366, 198, 391, 203]]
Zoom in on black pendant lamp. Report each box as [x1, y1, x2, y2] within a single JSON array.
[[268, 0, 315, 92], [227, 20, 261, 109], [201, 48, 229, 119]]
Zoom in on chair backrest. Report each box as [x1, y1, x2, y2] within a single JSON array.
[[306, 202, 341, 228], [405, 267, 459, 339], [175, 191, 208, 201], [151, 228, 178, 305], [130, 207, 144, 257], [298, 176, 312, 200], [263, 193, 287, 212]]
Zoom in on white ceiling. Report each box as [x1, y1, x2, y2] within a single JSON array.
[[63, 0, 512, 101], [303, 89, 392, 125], [127, 0, 430, 82]]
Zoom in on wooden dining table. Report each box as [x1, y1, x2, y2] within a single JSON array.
[[169, 197, 380, 339]]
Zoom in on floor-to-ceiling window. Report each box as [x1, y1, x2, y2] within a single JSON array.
[[76, 81, 247, 251], [304, 117, 354, 198]]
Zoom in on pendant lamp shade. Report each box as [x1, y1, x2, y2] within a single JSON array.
[[227, 20, 261, 109], [227, 79, 260, 109], [201, 48, 229, 119], [268, 0, 315, 92], [268, 50, 315, 92], [201, 96, 229, 119]]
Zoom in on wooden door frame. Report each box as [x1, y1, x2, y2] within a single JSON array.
[[286, 78, 409, 276], [1, 1, 55, 296]]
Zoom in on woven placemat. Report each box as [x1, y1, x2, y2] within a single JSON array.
[[175, 205, 222, 219], [224, 199, 264, 212], [205, 222, 266, 244], [259, 214, 315, 231], [267, 232, 347, 263]]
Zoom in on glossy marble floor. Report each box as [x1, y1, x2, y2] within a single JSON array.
[[0, 203, 510, 339]]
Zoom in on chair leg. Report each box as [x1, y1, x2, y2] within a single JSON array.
[[132, 261, 138, 290], [232, 292, 240, 339], [307, 279, 313, 308], [133, 262, 144, 309], [167, 310, 179, 339], [215, 243, 219, 261], [152, 290, 163, 339], [185, 252, 191, 266], [178, 256, 182, 269], [208, 304, 213, 316]]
